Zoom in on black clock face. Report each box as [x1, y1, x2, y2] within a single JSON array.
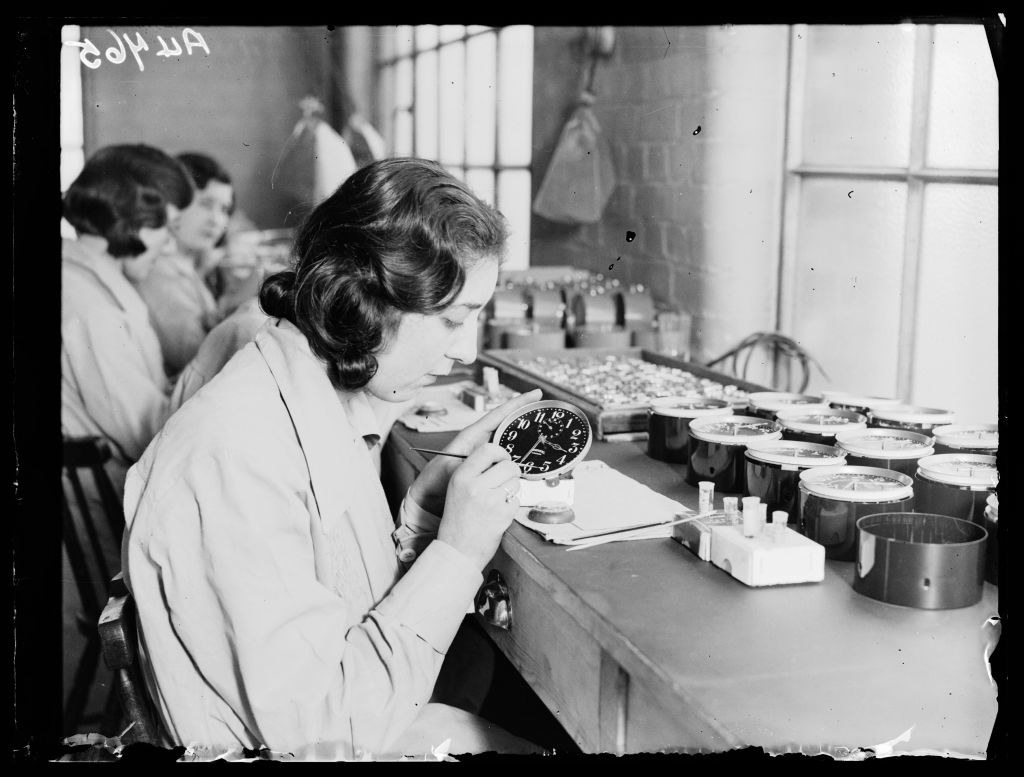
[[492, 400, 592, 480]]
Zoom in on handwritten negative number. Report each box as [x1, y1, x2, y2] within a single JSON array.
[[67, 28, 210, 72]]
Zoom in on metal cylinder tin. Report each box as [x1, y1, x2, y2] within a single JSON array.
[[931, 423, 999, 456], [503, 323, 567, 351], [867, 404, 956, 434], [570, 324, 632, 349], [913, 453, 998, 528], [775, 407, 868, 445], [646, 396, 732, 463], [822, 390, 902, 416], [744, 441, 847, 523], [747, 392, 831, 420], [798, 465, 915, 561], [834, 428, 936, 478], [853, 512, 987, 609], [686, 415, 783, 491]]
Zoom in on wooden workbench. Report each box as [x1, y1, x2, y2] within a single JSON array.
[[382, 422, 1000, 757]]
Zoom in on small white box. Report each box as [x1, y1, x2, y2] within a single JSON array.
[[709, 525, 825, 586]]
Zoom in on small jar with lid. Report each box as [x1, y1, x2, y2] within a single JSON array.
[[931, 424, 999, 457], [798, 466, 915, 561], [746, 392, 831, 420], [775, 408, 868, 445], [744, 441, 847, 523], [983, 494, 998, 586], [834, 428, 935, 478], [867, 404, 956, 434], [822, 390, 902, 416], [686, 415, 783, 492], [914, 453, 998, 527], [647, 396, 732, 463]]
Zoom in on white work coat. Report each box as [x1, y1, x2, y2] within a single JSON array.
[[122, 319, 481, 759], [61, 237, 171, 503]]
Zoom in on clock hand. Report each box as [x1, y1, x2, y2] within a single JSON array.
[[521, 433, 547, 460]]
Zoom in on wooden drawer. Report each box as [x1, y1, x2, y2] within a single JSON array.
[[475, 546, 604, 752]]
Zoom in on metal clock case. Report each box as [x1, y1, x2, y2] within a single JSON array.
[[492, 399, 593, 481]]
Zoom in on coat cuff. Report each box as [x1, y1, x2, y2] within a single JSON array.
[[375, 539, 482, 654]]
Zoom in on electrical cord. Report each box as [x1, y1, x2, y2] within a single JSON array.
[[704, 331, 831, 393]]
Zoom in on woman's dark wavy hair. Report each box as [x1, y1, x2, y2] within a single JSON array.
[[259, 157, 508, 390], [63, 144, 194, 258], [176, 152, 236, 215]]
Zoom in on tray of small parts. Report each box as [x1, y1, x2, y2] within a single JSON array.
[[477, 347, 770, 439]]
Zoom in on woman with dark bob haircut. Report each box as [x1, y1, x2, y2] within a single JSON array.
[[62, 143, 193, 523], [122, 158, 544, 760], [133, 151, 237, 377]]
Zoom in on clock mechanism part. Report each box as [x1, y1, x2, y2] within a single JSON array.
[[527, 501, 577, 525], [492, 399, 593, 507]]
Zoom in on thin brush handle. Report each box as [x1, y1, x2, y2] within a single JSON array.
[[412, 448, 469, 459]]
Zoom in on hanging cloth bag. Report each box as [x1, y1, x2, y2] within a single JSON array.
[[532, 90, 617, 225]]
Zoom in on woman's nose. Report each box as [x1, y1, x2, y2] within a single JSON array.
[[446, 324, 479, 366]]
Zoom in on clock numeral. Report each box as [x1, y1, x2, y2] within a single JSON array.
[[506, 430, 518, 440], [556, 455, 567, 465], [565, 416, 573, 428], [552, 410, 565, 419], [520, 462, 536, 472], [539, 461, 550, 471], [505, 444, 517, 455], [516, 418, 531, 430], [569, 446, 579, 453], [571, 428, 582, 437], [532, 411, 547, 423]]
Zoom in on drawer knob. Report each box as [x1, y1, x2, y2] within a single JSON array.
[[475, 569, 513, 630]]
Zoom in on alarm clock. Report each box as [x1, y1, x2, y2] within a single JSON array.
[[492, 399, 593, 518]]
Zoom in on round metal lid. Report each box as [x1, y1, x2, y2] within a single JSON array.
[[799, 465, 915, 501], [931, 423, 999, 450], [747, 392, 830, 412], [834, 428, 935, 459], [650, 396, 732, 418], [822, 391, 902, 410], [744, 440, 846, 467], [688, 415, 783, 444], [916, 454, 998, 488], [775, 408, 867, 434], [869, 404, 957, 425]]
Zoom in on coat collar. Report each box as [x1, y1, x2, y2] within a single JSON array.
[[63, 237, 150, 318], [251, 321, 397, 571]]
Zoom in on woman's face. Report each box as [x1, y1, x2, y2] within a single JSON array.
[[174, 180, 233, 254], [122, 205, 181, 283], [365, 257, 500, 403]]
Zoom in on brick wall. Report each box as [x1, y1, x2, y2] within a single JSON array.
[[531, 26, 790, 372]]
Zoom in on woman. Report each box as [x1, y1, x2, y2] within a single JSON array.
[[122, 158, 543, 759], [62, 143, 194, 509], [133, 152, 234, 377]]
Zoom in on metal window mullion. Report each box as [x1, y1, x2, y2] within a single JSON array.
[[494, 29, 503, 211], [895, 24, 935, 402], [777, 25, 807, 342]]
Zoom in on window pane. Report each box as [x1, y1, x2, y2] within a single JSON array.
[[395, 25, 414, 57], [926, 25, 999, 170], [415, 25, 439, 51], [466, 32, 497, 166], [467, 26, 491, 35], [439, 42, 465, 165], [911, 184, 997, 421], [444, 165, 465, 182], [465, 167, 495, 206], [790, 178, 908, 397], [394, 109, 413, 157], [497, 26, 533, 167], [376, 26, 394, 62], [800, 25, 915, 168], [60, 26, 84, 190], [439, 25, 465, 43], [414, 51, 439, 160], [395, 58, 413, 109], [497, 170, 532, 270]]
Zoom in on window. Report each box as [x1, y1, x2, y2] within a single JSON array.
[[779, 24, 998, 420], [375, 25, 534, 270], [60, 24, 86, 237]]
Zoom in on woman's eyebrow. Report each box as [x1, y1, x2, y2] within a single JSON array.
[[449, 302, 485, 311]]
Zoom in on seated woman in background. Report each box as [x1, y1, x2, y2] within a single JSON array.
[[122, 158, 543, 759], [133, 152, 235, 378], [62, 143, 194, 509]]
